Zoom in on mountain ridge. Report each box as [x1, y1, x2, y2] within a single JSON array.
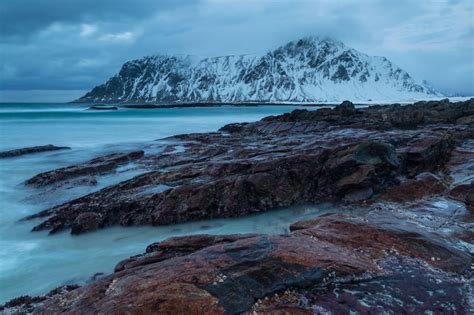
[[76, 36, 440, 103]]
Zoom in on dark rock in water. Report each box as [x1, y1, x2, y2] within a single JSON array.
[[87, 105, 119, 110], [0, 145, 70, 158], [70, 176, 98, 187], [71, 212, 100, 235], [25, 150, 144, 187], [24, 141, 401, 234]]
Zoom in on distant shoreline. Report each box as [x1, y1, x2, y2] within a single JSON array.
[[74, 96, 473, 109], [121, 102, 324, 109], [76, 100, 327, 108], [81, 101, 331, 110]]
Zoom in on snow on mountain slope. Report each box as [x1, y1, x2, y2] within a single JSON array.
[[76, 37, 441, 103]]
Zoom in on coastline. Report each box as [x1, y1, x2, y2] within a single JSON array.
[[74, 95, 474, 109], [2, 98, 473, 313]]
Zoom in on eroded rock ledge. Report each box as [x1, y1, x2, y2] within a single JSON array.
[[22, 98, 473, 234]]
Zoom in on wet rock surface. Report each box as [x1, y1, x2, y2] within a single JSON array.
[[5, 205, 472, 314], [378, 172, 447, 203], [24, 150, 144, 187], [22, 98, 474, 235], [0, 144, 70, 158], [449, 182, 474, 212], [4, 99, 473, 313]]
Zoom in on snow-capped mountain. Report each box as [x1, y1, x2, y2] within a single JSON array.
[[76, 37, 440, 103]]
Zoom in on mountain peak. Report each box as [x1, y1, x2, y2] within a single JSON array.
[[278, 36, 346, 53], [77, 37, 440, 103], [303, 35, 345, 46]]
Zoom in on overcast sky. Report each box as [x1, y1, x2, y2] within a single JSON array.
[[0, 0, 473, 102]]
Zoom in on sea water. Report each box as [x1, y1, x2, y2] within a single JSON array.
[[0, 103, 332, 303]]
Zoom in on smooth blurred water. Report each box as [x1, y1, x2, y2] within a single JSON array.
[[0, 103, 332, 303], [0, 103, 309, 150]]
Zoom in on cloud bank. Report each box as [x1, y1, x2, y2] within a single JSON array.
[[0, 0, 472, 101]]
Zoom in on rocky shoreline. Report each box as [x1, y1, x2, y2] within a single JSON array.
[[2, 99, 473, 313]]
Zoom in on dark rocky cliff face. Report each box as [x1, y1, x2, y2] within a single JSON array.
[[76, 37, 439, 103]]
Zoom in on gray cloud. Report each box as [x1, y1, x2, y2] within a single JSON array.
[[1, 0, 473, 101], [0, 0, 193, 38]]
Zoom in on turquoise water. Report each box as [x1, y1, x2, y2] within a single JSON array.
[[0, 103, 307, 149], [0, 103, 335, 303]]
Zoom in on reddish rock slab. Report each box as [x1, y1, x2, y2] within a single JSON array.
[[252, 256, 472, 314], [26, 234, 374, 314], [115, 234, 259, 272], [5, 210, 472, 314], [290, 212, 471, 273], [378, 172, 447, 203]]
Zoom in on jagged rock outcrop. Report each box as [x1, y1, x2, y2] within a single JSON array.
[[76, 37, 439, 103], [22, 98, 474, 235]]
